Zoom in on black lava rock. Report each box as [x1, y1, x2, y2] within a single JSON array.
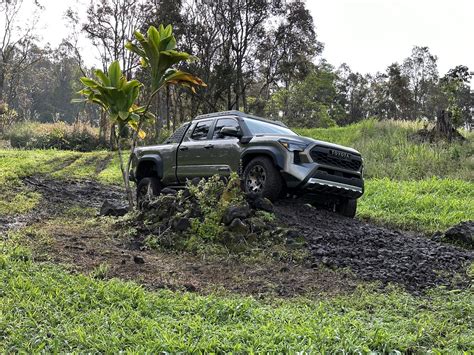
[[161, 187, 177, 195], [222, 204, 251, 225], [100, 200, 128, 217], [172, 217, 191, 232], [228, 218, 249, 235], [443, 221, 474, 249], [133, 255, 145, 264]]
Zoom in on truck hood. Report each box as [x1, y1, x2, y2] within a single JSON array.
[[255, 134, 361, 156]]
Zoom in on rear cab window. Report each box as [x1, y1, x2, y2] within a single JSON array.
[[184, 120, 213, 141]]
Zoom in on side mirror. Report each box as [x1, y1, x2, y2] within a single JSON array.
[[220, 126, 242, 138]]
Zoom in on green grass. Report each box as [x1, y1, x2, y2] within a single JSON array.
[[297, 119, 474, 181], [359, 178, 474, 233], [1, 241, 472, 353]]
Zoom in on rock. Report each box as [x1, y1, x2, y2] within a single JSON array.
[[100, 200, 128, 217], [443, 221, 474, 249], [227, 218, 249, 236], [248, 217, 266, 233], [133, 255, 145, 264], [172, 217, 191, 232], [190, 177, 201, 186], [222, 203, 251, 225], [253, 197, 274, 212], [161, 187, 177, 195]]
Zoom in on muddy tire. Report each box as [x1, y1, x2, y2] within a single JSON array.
[[243, 156, 283, 202], [137, 177, 161, 207], [336, 198, 357, 218]]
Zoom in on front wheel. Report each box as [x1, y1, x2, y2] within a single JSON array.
[[336, 198, 357, 218], [136, 177, 161, 208], [243, 156, 283, 202]]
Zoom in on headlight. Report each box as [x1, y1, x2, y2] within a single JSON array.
[[278, 139, 308, 152]]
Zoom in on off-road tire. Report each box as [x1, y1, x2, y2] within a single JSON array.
[[243, 156, 283, 202], [336, 198, 357, 218], [137, 177, 161, 208]]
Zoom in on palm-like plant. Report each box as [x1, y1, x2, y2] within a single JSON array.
[[126, 24, 206, 95], [76, 24, 205, 209]]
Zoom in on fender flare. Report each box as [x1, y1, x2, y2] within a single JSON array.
[[136, 155, 164, 180], [241, 147, 285, 170]]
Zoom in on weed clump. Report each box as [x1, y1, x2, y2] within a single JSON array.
[[122, 173, 296, 254]]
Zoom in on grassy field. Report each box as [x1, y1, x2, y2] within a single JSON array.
[[297, 119, 473, 232], [1, 240, 473, 353], [0, 120, 473, 352], [297, 119, 473, 181]]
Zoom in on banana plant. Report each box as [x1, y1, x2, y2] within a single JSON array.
[[126, 24, 206, 97], [75, 24, 206, 209], [74, 61, 152, 206]]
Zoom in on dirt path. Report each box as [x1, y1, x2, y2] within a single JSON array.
[[3, 175, 472, 296], [275, 200, 473, 292]]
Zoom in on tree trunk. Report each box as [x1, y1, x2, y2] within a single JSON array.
[[432, 110, 465, 142]]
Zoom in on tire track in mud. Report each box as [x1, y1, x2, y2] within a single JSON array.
[[275, 200, 473, 292]]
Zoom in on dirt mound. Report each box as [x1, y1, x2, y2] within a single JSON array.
[[275, 200, 473, 292]]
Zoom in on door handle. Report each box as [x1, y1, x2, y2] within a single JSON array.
[[179, 146, 189, 151], [204, 144, 214, 149]]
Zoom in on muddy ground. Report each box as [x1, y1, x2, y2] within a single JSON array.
[[2, 175, 472, 297]]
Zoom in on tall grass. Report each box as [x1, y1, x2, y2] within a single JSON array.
[[297, 119, 473, 181], [4, 121, 102, 151]]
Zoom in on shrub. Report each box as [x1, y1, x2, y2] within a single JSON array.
[[5, 121, 102, 151]]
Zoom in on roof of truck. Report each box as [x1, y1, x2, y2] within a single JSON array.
[[194, 110, 288, 128]]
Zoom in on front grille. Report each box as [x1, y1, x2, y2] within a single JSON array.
[[310, 148, 362, 171]]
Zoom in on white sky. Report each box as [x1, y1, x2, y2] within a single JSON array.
[[24, 0, 474, 78]]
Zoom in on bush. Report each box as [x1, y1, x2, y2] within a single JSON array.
[[123, 174, 288, 255], [5, 121, 102, 151]]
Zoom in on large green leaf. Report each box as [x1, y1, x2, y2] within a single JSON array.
[[127, 24, 206, 93]]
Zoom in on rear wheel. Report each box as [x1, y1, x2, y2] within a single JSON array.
[[243, 156, 283, 201], [137, 177, 161, 208], [336, 198, 357, 218]]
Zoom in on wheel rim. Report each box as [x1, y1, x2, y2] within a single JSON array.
[[246, 165, 267, 193]]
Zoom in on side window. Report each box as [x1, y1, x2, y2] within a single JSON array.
[[213, 118, 240, 139], [190, 120, 212, 141]]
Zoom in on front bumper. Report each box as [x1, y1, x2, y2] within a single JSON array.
[[281, 161, 364, 199], [303, 177, 363, 198]]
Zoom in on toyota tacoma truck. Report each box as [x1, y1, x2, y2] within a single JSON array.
[[130, 110, 364, 217]]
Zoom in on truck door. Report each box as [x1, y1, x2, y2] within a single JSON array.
[[209, 117, 242, 175], [176, 119, 215, 182]]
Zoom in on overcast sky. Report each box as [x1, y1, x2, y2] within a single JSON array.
[[32, 0, 474, 78]]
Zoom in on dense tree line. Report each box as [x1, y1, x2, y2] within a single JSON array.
[[1, 0, 472, 139]]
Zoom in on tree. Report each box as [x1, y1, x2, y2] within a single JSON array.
[[76, 25, 205, 208], [402, 46, 438, 119], [334, 64, 370, 124], [265, 66, 338, 128], [385, 63, 412, 119], [0, 0, 43, 104], [80, 0, 153, 146]]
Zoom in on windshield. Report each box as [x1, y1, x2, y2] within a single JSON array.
[[243, 118, 297, 136]]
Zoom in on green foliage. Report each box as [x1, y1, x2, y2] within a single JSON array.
[[5, 121, 101, 151], [185, 173, 244, 241], [126, 25, 206, 94], [76, 61, 148, 138], [1, 239, 473, 352], [297, 119, 473, 181], [359, 178, 474, 233], [266, 69, 338, 128]]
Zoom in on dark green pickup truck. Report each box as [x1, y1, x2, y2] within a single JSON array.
[[130, 110, 364, 217]]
